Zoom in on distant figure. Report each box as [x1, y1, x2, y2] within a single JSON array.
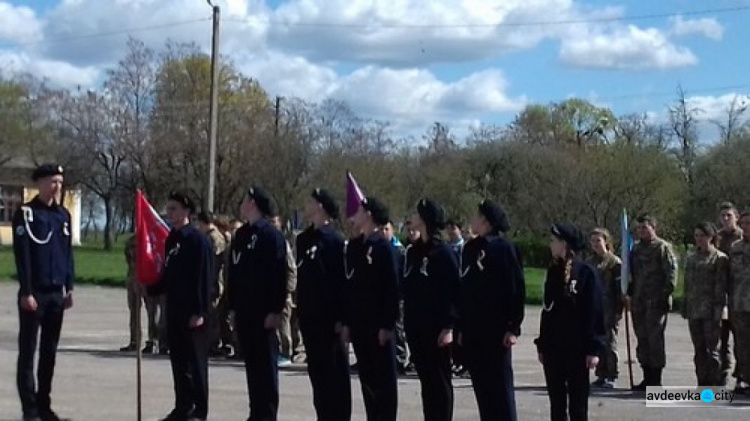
[[268, 213, 298, 368], [716, 202, 742, 386], [121, 235, 162, 354]]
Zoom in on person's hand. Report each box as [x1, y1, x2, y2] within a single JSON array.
[[378, 329, 394, 347], [63, 292, 73, 310], [586, 355, 600, 370], [537, 352, 544, 365], [264, 313, 282, 330], [189, 315, 204, 329], [503, 332, 518, 348], [437, 329, 453, 348], [20, 295, 38, 312]]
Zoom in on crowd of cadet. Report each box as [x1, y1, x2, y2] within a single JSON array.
[[9, 163, 750, 421]]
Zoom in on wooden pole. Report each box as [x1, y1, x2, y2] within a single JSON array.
[[136, 290, 143, 421], [624, 299, 634, 389]]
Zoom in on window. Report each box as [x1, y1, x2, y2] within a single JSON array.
[[0, 186, 24, 224]]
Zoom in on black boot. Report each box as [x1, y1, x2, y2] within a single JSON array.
[[632, 367, 649, 391], [652, 368, 663, 386]]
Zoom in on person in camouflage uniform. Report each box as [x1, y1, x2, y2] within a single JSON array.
[[196, 212, 228, 356], [682, 222, 728, 386], [120, 234, 161, 352], [629, 215, 678, 390], [717, 202, 742, 385], [587, 228, 623, 389], [728, 211, 750, 394]]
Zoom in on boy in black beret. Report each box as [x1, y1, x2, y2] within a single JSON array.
[[228, 186, 289, 420], [296, 188, 352, 420], [150, 191, 214, 421], [343, 196, 400, 421], [13, 164, 74, 421], [535, 223, 605, 421], [403, 198, 461, 421], [459, 199, 526, 421]]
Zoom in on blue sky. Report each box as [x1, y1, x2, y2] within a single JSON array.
[[2, 0, 749, 136]]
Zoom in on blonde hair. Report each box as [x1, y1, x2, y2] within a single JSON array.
[[590, 228, 613, 252]]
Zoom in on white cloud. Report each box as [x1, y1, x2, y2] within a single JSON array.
[[669, 16, 724, 41], [687, 93, 750, 122], [0, 51, 100, 87], [0, 2, 44, 44], [559, 24, 697, 70]]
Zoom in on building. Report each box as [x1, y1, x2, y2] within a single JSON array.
[[0, 164, 82, 246]]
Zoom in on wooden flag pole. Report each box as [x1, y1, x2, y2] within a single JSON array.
[[136, 290, 143, 421], [624, 299, 634, 389]]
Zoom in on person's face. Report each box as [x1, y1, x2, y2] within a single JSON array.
[[447, 225, 461, 242], [270, 216, 282, 230], [636, 222, 656, 242], [550, 235, 568, 259], [240, 196, 254, 220], [382, 222, 394, 241], [470, 214, 490, 237], [720, 209, 738, 230], [694, 228, 712, 250], [304, 198, 320, 222], [166, 200, 189, 227], [195, 220, 210, 233], [740, 215, 750, 237], [590, 234, 608, 257], [409, 213, 425, 233], [37, 175, 64, 200]]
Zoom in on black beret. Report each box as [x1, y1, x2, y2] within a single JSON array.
[[32, 164, 64, 181], [312, 188, 339, 219], [362, 196, 390, 226], [551, 222, 586, 252], [168, 191, 196, 214], [417, 198, 446, 231], [247, 186, 276, 217], [478, 199, 510, 233]]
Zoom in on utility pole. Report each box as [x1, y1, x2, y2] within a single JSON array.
[[207, 2, 220, 213]]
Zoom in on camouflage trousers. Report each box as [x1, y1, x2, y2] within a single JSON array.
[[632, 306, 668, 369], [126, 279, 161, 345], [731, 311, 750, 382], [595, 312, 620, 379], [687, 319, 721, 385]]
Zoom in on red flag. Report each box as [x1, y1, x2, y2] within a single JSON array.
[[135, 190, 169, 285], [346, 170, 365, 218]]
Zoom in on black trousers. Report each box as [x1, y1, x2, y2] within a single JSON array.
[[301, 322, 352, 421], [167, 316, 209, 418], [236, 315, 279, 421], [464, 337, 517, 421], [350, 325, 398, 421], [542, 352, 589, 421], [407, 327, 454, 421], [17, 291, 64, 416]]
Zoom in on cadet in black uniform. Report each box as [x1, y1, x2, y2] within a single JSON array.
[[13, 164, 74, 421], [403, 198, 460, 421], [228, 186, 288, 421], [148, 192, 213, 421], [535, 223, 605, 421], [460, 199, 525, 421], [296, 188, 352, 421], [343, 196, 400, 421]]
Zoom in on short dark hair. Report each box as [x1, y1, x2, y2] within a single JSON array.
[[446, 219, 462, 230], [719, 202, 738, 214], [636, 214, 657, 228], [196, 211, 214, 225]]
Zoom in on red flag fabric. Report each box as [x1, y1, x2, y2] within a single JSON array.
[[135, 190, 169, 285], [346, 170, 365, 218]]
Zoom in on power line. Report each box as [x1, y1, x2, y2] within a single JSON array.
[[224, 5, 750, 29], [0, 18, 210, 49]]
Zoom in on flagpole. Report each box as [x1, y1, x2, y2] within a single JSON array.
[[620, 208, 635, 390], [624, 299, 634, 389], [136, 293, 143, 421]]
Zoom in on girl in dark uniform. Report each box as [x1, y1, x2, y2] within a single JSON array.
[[403, 198, 460, 421], [535, 223, 605, 421]]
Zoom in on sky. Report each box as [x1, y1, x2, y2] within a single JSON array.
[[2, 0, 750, 137]]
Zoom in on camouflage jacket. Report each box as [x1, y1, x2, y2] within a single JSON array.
[[718, 228, 742, 255], [587, 253, 623, 316], [630, 237, 678, 311], [682, 247, 728, 320], [728, 239, 750, 312]]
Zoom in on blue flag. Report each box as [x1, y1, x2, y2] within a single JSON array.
[[620, 209, 634, 295]]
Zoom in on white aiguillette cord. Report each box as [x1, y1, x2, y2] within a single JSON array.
[[22, 206, 52, 245]]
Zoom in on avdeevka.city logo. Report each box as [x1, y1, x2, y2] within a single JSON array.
[[645, 387, 742, 408]]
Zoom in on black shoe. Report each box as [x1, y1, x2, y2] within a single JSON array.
[[142, 342, 155, 354], [159, 347, 170, 356], [120, 343, 137, 352], [23, 415, 42, 421], [159, 409, 188, 421], [39, 409, 70, 421]]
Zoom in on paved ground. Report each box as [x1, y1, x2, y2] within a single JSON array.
[[0, 283, 748, 420]]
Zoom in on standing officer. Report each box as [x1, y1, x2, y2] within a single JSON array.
[[13, 164, 74, 421], [460, 199, 525, 421], [629, 215, 678, 390], [717, 202, 742, 386], [344, 196, 400, 421], [296, 188, 352, 420], [728, 212, 750, 395], [149, 192, 213, 421], [403, 198, 460, 421], [228, 186, 288, 421]]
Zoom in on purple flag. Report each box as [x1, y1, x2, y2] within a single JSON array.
[[346, 170, 365, 218]]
